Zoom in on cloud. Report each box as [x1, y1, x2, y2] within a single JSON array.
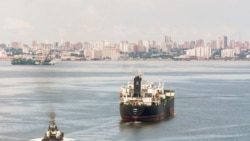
[[2, 17, 34, 35], [57, 28, 68, 38], [82, 24, 95, 33], [82, 5, 99, 22], [112, 25, 137, 35], [0, 0, 249, 43]]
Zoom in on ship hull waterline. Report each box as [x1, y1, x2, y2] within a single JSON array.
[[120, 98, 174, 122]]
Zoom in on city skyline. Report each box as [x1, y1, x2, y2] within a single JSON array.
[[1, 0, 250, 43]]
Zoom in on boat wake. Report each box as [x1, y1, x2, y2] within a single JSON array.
[[30, 137, 76, 141], [125, 121, 142, 125]]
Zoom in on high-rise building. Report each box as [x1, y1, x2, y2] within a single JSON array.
[[229, 40, 236, 48], [183, 41, 190, 49], [209, 40, 217, 49], [195, 39, 204, 47], [151, 40, 157, 48], [32, 40, 37, 47], [223, 35, 228, 48], [83, 42, 92, 50], [119, 41, 129, 53], [11, 42, 19, 48], [165, 35, 172, 43]]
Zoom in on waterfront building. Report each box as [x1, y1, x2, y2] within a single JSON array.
[[185, 46, 211, 59], [234, 46, 241, 54], [160, 42, 170, 53], [128, 43, 136, 53], [102, 46, 120, 60], [83, 42, 92, 50], [0, 48, 7, 57], [93, 41, 102, 50], [221, 48, 235, 58], [137, 40, 148, 52], [142, 40, 150, 52], [119, 41, 129, 53], [92, 49, 102, 59], [84, 49, 92, 59]]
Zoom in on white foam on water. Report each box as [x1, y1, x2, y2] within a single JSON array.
[[133, 121, 142, 124], [125, 121, 142, 125], [30, 138, 76, 141], [29, 138, 42, 141]]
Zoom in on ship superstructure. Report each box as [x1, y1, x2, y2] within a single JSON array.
[[119, 71, 175, 122]]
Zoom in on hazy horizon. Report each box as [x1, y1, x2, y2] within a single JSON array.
[[1, 0, 249, 44]]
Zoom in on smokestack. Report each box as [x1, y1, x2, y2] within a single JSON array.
[[133, 75, 142, 97]]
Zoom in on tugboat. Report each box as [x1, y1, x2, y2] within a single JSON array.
[[42, 122, 64, 141], [119, 71, 175, 122]]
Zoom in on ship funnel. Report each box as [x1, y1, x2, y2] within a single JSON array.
[[133, 73, 142, 97]]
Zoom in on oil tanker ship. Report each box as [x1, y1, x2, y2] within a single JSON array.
[[119, 71, 175, 122]]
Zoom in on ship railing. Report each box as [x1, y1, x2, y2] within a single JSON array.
[[143, 102, 152, 106], [165, 91, 175, 97], [124, 99, 144, 106]]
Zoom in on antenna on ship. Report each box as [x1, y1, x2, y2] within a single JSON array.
[[135, 70, 143, 78]]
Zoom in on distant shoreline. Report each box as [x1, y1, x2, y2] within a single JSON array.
[[1, 58, 249, 62], [1, 56, 250, 62]]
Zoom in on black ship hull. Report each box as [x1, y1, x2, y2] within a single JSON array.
[[120, 98, 174, 122]]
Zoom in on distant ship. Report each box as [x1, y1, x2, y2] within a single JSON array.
[[11, 58, 55, 65], [119, 71, 175, 122], [11, 50, 55, 65]]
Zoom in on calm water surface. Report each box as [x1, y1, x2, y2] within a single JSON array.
[[0, 61, 249, 141]]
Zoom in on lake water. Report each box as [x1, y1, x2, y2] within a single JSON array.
[[0, 61, 250, 141]]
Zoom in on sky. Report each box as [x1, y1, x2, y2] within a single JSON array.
[[0, 0, 250, 44]]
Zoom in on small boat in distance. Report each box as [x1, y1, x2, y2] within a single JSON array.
[[119, 71, 175, 122]]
